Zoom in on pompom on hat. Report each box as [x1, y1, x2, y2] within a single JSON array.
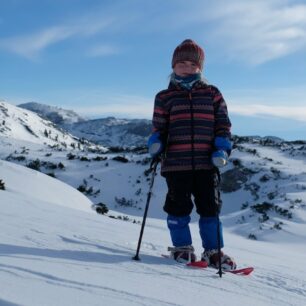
[[172, 39, 205, 70]]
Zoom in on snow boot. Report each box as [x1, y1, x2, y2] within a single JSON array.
[[201, 249, 236, 271], [168, 245, 196, 263]]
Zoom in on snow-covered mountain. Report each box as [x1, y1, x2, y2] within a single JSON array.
[[18, 101, 85, 125], [17, 101, 151, 147], [1, 100, 306, 305], [0, 100, 107, 152], [62, 117, 151, 147]]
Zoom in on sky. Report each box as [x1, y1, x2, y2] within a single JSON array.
[[1, 0, 306, 140]]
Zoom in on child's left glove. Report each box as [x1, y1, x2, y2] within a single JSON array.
[[212, 150, 228, 167], [212, 137, 232, 168]]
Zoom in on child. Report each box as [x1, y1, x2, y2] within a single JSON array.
[[148, 39, 236, 270]]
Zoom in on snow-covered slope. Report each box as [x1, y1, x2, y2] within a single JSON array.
[[0, 101, 109, 153], [1, 132, 306, 242], [0, 159, 92, 212], [221, 137, 306, 242], [0, 101, 81, 148], [1, 160, 306, 306]]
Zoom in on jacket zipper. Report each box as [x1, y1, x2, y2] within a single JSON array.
[[189, 91, 195, 171]]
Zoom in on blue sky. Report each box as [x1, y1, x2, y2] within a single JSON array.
[[1, 0, 306, 140]]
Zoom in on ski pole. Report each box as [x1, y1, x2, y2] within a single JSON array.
[[215, 168, 223, 277], [133, 159, 159, 261], [216, 214, 223, 278]]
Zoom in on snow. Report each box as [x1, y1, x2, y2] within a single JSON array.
[[1, 156, 306, 305], [0, 101, 80, 148], [0, 160, 92, 212], [1, 101, 306, 305]]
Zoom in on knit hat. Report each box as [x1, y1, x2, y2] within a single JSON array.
[[172, 39, 205, 70]]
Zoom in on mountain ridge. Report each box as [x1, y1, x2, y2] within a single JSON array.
[[18, 101, 152, 147], [18, 101, 85, 124]]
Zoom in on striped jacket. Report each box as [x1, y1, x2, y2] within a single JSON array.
[[152, 80, 231, 175]]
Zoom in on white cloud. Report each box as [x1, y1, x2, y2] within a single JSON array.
[[106, 0, 306, 65], [1, 0, 306, 65], [226, 84, 306, 121], [230, 104, 306, 121], [203, 0, 306, 64], [0, 16, 114, 59], [0, 26, 75, 60]]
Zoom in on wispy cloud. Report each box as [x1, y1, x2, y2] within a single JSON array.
[[115, 0, 306, 65], [113, 0, 306, 65], [0, 16, 115, 60], [230, 104, 306, 121], [202, 0, 306, 64], [227, 84, 306, 121], [3, 0, 305, 65], [1, 26, 75, 60]]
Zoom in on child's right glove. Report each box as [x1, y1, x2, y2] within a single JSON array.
[[212, 137, 232, 168], [147, 131, 164, 159]]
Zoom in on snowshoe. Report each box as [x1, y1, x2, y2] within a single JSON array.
[[201, 249, 237, 271], [168, 245, 197, 263]]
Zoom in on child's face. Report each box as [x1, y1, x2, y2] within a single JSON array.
[[173, 61, 201, 77]]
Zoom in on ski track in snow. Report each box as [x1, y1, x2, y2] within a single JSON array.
[[134, 254, 306, 306], [1, 222, 306, 306], [255, 271, 306, 297], [0, 263, 180, 306], [2, 228, 306, 306]]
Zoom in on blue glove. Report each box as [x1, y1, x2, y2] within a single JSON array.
[[212, 150, 228, 168], [212, 137, 231, 167], [214, 136, 232, 153], [147, 132, 164, 157]]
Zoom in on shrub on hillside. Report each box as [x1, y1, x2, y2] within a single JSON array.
[[58, 162, 65, 169], [0, 179, 5, 190], [115, 197, 137, 208], [259, 174, 271, 182], [6, 154, 26, 162], [27, 159, 41, 171], [93, 156, 107, 161], [248, 234, 257, 240], [93, 203, 109, 215], [67, 153, 76, 160], [112, 156, 129, 163], [47, 173, 56, 178], [77, 179, 100, 196], [251, 201, 293, 221]]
